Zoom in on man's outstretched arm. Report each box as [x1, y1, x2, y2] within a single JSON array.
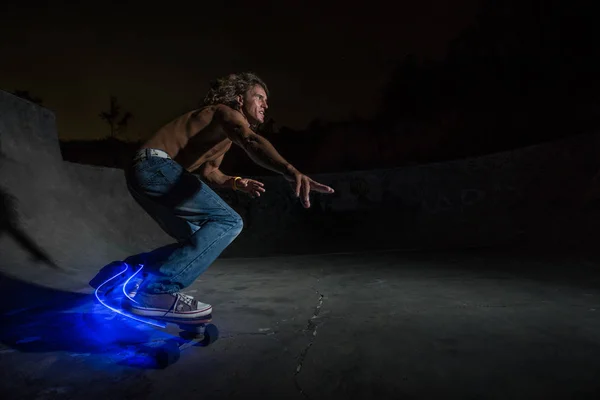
[[214, 104, 299, 179], [215, 104, 334, 208]]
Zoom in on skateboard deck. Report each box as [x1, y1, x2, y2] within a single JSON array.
[[89, 261, 218, 368]]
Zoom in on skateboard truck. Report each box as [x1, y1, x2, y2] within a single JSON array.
[[137, 323, 219, 368]]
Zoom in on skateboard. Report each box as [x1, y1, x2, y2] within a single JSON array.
[[90, 261, 219, 368]]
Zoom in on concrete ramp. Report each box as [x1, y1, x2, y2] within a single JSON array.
[[0, 90, 171, 292]]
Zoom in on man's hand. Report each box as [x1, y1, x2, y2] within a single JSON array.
[[234, 178, 266, 198], [286, 171, 335, 208]]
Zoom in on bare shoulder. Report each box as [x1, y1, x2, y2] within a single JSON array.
[[212, 105, 252, 135], [212, 104, 246, 124], [187, 104, 243, 127], [188, 105, 218, 124], [182, 105, 226, 134]]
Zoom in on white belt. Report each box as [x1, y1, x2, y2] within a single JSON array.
[[133, 149, 171, 162]]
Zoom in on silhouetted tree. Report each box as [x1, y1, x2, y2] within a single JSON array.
[[11, 90, 43, 106], [99, 96, 133, 139], [375, 0, 600, 159], [442, 0, 600, 105], [377, 54, 443, 134]]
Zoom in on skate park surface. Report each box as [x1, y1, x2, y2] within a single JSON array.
[[2, 90, 600, 399]]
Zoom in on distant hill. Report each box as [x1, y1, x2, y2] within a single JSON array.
[[60, 115, 598, 176]]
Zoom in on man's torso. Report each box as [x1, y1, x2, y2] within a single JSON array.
[[141, 106, 233, 172]]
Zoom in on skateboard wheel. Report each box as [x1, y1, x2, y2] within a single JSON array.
[[154, 340, 180, 368], [200, 323, 219, 346]]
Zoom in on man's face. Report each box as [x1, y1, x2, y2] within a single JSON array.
[[239, 85, 268, 126]]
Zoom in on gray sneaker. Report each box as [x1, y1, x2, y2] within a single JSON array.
[[123, 292, 212, 322]]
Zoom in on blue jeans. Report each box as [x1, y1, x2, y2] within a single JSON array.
[[124, 152, 243, 294]]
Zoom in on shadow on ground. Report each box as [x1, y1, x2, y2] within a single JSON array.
[[0, 271, 184, 370]]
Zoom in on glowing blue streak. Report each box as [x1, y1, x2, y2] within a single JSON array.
[[94, 263, 166, 329], [122, 263, 143, 303]]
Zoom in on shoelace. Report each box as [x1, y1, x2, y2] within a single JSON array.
[[175, 292, 195, 307]]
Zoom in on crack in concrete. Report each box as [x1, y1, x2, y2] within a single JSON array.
[[293, 290, 325, 399]]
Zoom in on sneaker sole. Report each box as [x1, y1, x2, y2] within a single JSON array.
[[152, 314, 213, 325], [125, 305, 213, 321]]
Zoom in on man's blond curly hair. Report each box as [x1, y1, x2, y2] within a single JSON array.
[[203, 72, 269, 111]]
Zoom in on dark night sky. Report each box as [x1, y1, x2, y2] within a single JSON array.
[[1, 1, 481, 141]]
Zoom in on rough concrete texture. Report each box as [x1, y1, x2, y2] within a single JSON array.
[[216, 131, 600, 256], [1, 90, 600, 399]]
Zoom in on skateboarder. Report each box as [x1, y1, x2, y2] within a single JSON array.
[[121, 72, 335, 322]]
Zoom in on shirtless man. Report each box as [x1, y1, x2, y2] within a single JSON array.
[[122, 72, 335, 321]]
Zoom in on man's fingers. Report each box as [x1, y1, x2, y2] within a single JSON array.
[[310, 180, 335, 194], [316, 185, 335, 193], [295, 177, 301, 198], [247, 179, 264, 187], [302, 178, 311, 208]]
